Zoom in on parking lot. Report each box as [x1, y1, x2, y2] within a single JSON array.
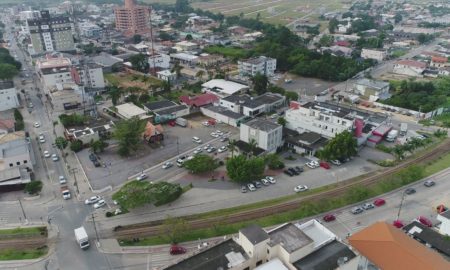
[[77, 114, 239, 190]]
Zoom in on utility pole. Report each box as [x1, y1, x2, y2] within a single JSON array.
[[18, 198, 27, 222], [397, 190, 407, 220]]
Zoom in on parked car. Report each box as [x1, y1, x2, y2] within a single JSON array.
[[351, 207, 364, 215], [220, 136, 228, 142], [424, 180, 435, 187], [89, 153, 97, 161], [284, 170, 294, 176], [294, 185, 308, 192], [192, 137, 202, 144], [288, 168, 299, 175], [247, 183, 256, 191], [210, 132, 219, 138], [203, 144, 211, 150], [202, 121, 209, 126], [162, 162, 173, 169], [405, 188, 416, 195], [323, 214, 336, 222], [218, 146, 227, 153], [253, 180, 262, 188], [294, 166, 304, 174], [393, 220, 404, 228], [241, 185, 247, 193], [85, 196, 101, 205], [215, 130, 223, 136], [193, 148, 202, 155], [93, 160, 101, 167], [169, 245, 186, 255], [136, 173, 148, 181], [330, 160, 341, 166], [416, 216, 433, 227], [93, 199, 106, 209], [319, 161, 331, 169], [265, 176, 276, 184], [373, 198, 386, 207], [362, 203, 375, 210], [261, 179, 270, 186], [59, 176, 66, 184], [34, 122, 40, 128], [306, 161, 319, 169], [51, 154, 59, 162], [207, 147, 216, 153], [43, 150, 50, 158]]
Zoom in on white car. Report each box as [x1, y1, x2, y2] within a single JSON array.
[[162, 162, 173, 169], [261, 179, 270, 186], [43, 150, 50, 158], [34, 122, 40, 128], [247, 183, 256, 191], [216, 130, 223, 136], [202, 121, 210, 126], [193, 148, 202, 155], [265, 176, 276, 184], [218, 146, 227, 153], [39, 137, 45, 143], [94, 199, 106, 209], [85, 196, 101, 205], [210, 132, 219, 138], [294, 185, 309, 192], [51, 154, 59, 161], [330, 160, 341, 166], [136, 173, 148, 181], [203, 144, 211, 150], [192, 137, 202, 144], [58, 176, 66, 184], [306, 161, 319, 169]]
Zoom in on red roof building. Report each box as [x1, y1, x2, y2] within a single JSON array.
[[179, 93, 219, 108], [335, 40, 350, 47]]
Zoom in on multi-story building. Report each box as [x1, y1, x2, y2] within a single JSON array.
[[219, 93, 285, 117], [79, 22, 103, 38], [0, 81, 19, 112], [361, 48, 387, 62], [240, 118, 283, 153], [354, 78, 390, 100], [238, 56, 277, 77], [18, 10, 41, 22], [114, 0, 150, 36], [148, 53, 170, 69], [27, 10, 75, 55], [73, 63, 106, 90]]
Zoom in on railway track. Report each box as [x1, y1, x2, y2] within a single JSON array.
[[0, 237, 47, 250], [113, 139, 450, 239]]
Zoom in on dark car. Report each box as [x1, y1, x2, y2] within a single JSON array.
[[284, 170, 294, 176], [288, 168, 299, 175], [170, 245, 186, 255], [323, 214, 336, 222], [405, 188, 416, 195], [294, 166, 304, 174], [93, 160, 101, 167], [89, 153, 97, 161]]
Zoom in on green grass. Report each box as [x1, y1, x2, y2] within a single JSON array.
[[203, 46, 249, 59], [0, 227, 46, 237], [0, 246, 48, 261], [424, 151, 450, 175], [104, 73, 120, 86]]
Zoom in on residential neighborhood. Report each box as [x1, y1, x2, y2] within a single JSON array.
[[0, 0, 449, 269]]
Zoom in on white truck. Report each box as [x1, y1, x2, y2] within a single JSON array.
[[400, 123, 408, 136], [175, 117, 188, 127], [61, 186, 71, 200], [385, 129, 398, 142], [74, 227, 90, 250]]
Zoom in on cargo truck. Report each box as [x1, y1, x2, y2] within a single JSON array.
[[74, 227, 90, 250], [400, 123, 408, 136]]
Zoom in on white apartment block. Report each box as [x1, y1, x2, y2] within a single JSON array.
[[36, 55, 73, 91], [76, 64, 106, 89], [0, 81, 19, 112], [285, 102, 354, 139], [240, 118, 283, 153], [219, 93, 285, 117], [238, 56, 277, 77], [361, 48, 387, 62]]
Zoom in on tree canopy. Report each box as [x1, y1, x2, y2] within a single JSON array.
[[226, 155, 265, 183], [114, 117, 146, 157], [184, 154, 218, 174], [129, 53, 148, 72], [0, 63, 18, 80], [318, 130, 357, 160], [252, 73, 268, 95]]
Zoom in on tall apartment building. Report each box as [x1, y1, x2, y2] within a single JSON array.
[[238, 56, 277, 77], [114, 0, 150, 36], [27, 10, 75, 55]]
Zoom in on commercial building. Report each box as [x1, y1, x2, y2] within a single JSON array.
[[202, 79, 249, 98], [170, 53, 198, 66], [143, 100, 189, 123], [18, 10, 41, 22], [148, 53, 170, 69], [201, 105, 247, 127], [156, 70, 176, 82], [164, 220, 357, 270], [240, 118, 283, 153], [114, 0, 150, 36], [354, 78, 390, 100], [27, 10, 75, 55], [238, 56, 277, 77], [403, 221, 450, 258], [179, 93, 219, 109], [115, 102, 150, 120], [65, 121, 114, 145], [0, 131, 33, 172], [361, 48, 387, 62], [219, 93, 285, 117], [0, 81, 19, 112], [79, 22, 103, 38]]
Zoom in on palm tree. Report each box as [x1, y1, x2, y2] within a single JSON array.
[[171, 61, 182, 79], [107, 86, 122, 106], [248, 139, 257, 157], [229, 139, 237, 158], [392, 145, 405, 160]]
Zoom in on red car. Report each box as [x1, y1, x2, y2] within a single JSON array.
[[323, 214, 336, 222], [319, 161, 330, 169], [170, 245, 187, 255], [417, 216, 433, 227], [393, 220, 404, 228], [168, 120, 176, 127], [437, 204, 448, 214], [373, 198, 386, 207]]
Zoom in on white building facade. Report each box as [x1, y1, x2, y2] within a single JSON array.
[[238, 56, 277, 77], [240, 118, 283, 153], [361, 49, 387, 62]]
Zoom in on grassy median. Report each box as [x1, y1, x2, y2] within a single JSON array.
[[0, 246, 48, 261]]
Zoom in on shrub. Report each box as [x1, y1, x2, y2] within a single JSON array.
[[375, 144, 392, 153], [105, 212, 113, 218], [24, 181, 43, 195], [70, 140, 83, 152]]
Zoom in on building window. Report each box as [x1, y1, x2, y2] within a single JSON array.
[[256, 260, 263, 266], [24, 160, 28, 164], [9, 163, 13, 167], [16, 161, 20, 165]]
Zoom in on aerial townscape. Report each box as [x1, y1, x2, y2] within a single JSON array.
[[0, 0, 450, 269]]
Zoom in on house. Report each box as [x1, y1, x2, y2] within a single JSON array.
[[65, 121, 114, 144], [115, 103, 150, 120], [164, 220, 357, 270], [0, 131, 34, 172], [349, 222, 450, 270], [321, 45, 353, 57], [174, 41, 198, 52], [179, 93, 219, 109], [0, 81, 19, 112], [361, 48, 387, 62], [403, 221, 450, 258], [143, 100, 190, 123], [238, 56, 277, 77], [393, 60, 427, 77], [202, 79, 249, 98], [148, 53, 170, 69], [430, 56, 448, 68], [200, 105, 247, 127], [91, 53, 123, 73], [0, 119, 15, 135], [170, 53, 198, 66], [143, 121, 164, 143], [354, 78, 390, 100], [197, 54, 225, 68], [219, 93, 286, 117], [156, 70, 177, 82], [437, 209, 450, 236], [240, 118, 282, 153]]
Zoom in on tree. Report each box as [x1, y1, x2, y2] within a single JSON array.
[[394, 12, 402, 23], [175, 0, 191, 13], [328, 18, 339, 34], [184, 154, 217, 174], [91, 140, 108, 153], [107, 86, 122, 106], [129, 53, 148, 72], [318, 34, 334, 47], [161, 216, 190, 244], [248, 138, 258, 156], [159, 32, 174, 41], [417, 33, 433, 44], [251, 73, 268, 95], [195, 70, 205, 81], [0, 63, 18, 80], [284, 91, 298, 101], [277, 117, 287, 127], [55, 137, 68, 149], [229, 139, 237, 158], [112, 181, 153, 210], [392, 144, 405, 160], [185, 34, 193, 41], [265, 153, 284, 169], [318, 130, 357, 160], [226, 155, 265, 183], [70, 140, 83, 152], [24, 180, 43, 195], [114, 117, 146, 157], [132, 34, 142, 44]]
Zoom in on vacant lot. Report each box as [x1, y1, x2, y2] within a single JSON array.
[[105, 72, 162, 90]]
